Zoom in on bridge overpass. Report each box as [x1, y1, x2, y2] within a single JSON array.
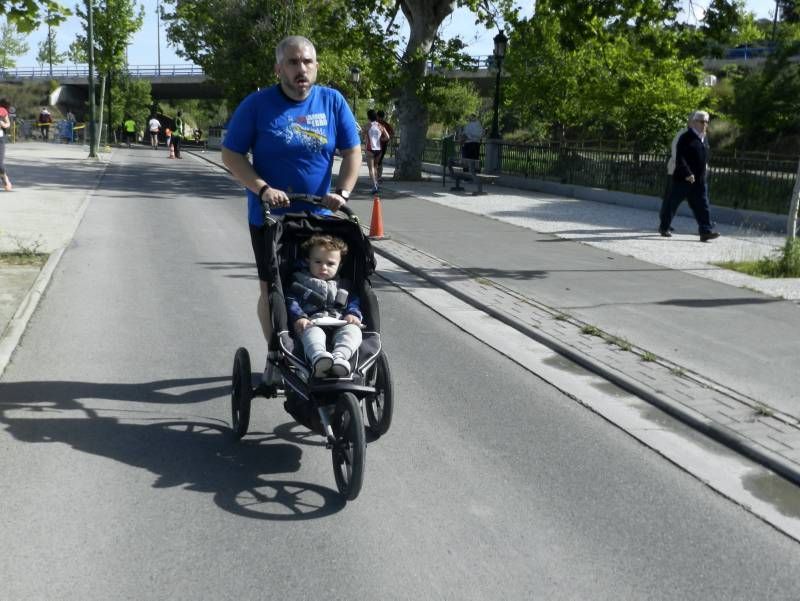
[[1, 60, 499, 116], [1, 53, 767, 118], [0, 64, 223, 118]]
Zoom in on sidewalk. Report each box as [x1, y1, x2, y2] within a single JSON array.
[[0, 142, 109, 375], [344, 166, 800, 486], [3, 144, 800, 488]]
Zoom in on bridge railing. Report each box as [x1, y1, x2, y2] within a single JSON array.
[[0, 64, 204, 79]]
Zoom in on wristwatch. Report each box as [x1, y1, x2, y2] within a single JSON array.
[[335, 188, 351, 200]]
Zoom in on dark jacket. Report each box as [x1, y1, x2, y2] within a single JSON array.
[[673, 128, 709, 183], [285, 268, 362, 325]]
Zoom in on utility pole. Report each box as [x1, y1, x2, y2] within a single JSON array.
[[157, 0, 161, 75], [772, 0, 780, 43], [47, 20, 53, 77], [87, 0, 98, 158]]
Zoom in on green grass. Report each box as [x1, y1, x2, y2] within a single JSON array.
[[716, 238, 800, 278], [642, 351, 657, 362], [581, 325, 603, 337], [0, 251, 49, 266]]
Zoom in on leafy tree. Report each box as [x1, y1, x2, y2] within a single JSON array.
[[426, 79, 481, 133], [36, 27, 67, 71], [67, 37, 87, 66], [723, 42, 800, 149], [110, 73, 151, 132], [160, 0, 388, 107], [701, 0, 744, 47], [0, 0, 69, 33], [0, 19, 30, 69], [504, 6, 705, 149], [160, 0, 515, 180], [74, 0, 144, 137], [778, 0, 800, 23]]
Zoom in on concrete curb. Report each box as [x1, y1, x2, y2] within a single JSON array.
[[0, 247, 65, 378], [372, 242, 800, 488]]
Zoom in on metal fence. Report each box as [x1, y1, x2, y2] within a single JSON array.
[[423, 138, 798, 215]]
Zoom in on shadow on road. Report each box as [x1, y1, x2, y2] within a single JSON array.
[[0, 376, 346, 520]]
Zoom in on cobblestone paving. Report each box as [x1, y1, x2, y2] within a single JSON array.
[[373, 236, 800, 485]]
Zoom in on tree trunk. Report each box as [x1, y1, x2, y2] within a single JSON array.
[[97, 73, 106, 150], [393, 0, 457, 180]]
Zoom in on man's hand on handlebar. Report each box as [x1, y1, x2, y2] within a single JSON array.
[[321, 191, 347, 211], [263, 187, 290, 208]]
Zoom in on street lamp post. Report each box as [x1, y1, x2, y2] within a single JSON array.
[[350, 66, 361, 118], [487, 30, 508, 173], [490, 30, 508, 140]]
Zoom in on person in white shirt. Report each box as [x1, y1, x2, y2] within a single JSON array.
[[148, 115, 161, 150], [458, 114, 484, 171]]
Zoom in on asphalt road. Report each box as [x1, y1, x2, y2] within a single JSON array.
[[1, 149, 800, 600]]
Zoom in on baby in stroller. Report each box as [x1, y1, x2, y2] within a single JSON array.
[[286, 234, 363, 378]]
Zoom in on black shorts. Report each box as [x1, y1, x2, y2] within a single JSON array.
[[462, 142, 480, 160], [249, 224, 274, 282]]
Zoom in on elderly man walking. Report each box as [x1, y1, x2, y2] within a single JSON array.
[[658, 110, 720, 242]]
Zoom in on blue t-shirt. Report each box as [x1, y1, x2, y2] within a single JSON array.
[[223, 84, 360, 226]]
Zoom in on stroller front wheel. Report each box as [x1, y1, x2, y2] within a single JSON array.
[[331, 392, 366, 500]]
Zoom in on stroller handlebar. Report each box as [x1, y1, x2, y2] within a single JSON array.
[[264, 193, 356, 219]]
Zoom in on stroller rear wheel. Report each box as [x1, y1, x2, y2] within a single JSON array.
[[331, 392, 366, 500], [365, 351, 394, 437], [231, 347, 253, 439]]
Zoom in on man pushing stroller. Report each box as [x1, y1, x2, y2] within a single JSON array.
[[287, 234, 362, 378]]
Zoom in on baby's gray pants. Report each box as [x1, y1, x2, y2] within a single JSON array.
[[300, 324, 362, 362]]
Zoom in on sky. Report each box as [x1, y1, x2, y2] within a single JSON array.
[[11, 0, 779, 68]]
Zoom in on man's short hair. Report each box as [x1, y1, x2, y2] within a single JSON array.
[[691, 110, 709, 123], [276, 35, 316, 64]]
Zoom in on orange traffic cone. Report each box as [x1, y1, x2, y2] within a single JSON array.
[[168, 143, 175, 159], [369, 194, 388, 240]]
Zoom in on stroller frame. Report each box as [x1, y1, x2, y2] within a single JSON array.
[[230, 197, 394, 501]]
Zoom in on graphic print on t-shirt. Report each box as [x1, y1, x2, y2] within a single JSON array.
[[285, 113, 329, 151]]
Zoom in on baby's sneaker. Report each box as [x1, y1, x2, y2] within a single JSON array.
[[330, 353, 351, 377], [312, 352, 334, 377]]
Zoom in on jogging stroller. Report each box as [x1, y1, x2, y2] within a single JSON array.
[[230, 196, 394, 501]]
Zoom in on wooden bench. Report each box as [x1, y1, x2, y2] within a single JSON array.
[[445, 158, 499, 195]]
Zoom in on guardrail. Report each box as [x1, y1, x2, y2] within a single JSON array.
[[0, 64, 204, 79]]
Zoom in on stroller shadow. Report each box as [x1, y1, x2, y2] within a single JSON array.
[[0, 377, 346, 519]]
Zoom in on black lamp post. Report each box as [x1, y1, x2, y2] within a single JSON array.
[[490, 30, 508, 140], [350, 66, 361, 117]]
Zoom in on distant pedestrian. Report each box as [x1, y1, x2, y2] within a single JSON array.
[[376, 110, 393, 181], [658, 118, 690, 234], [658, 110, 720, 242], [364, 109, 389, 194], [38, 107, 53, 142], [172, 111, 184, 158], [165, 127, 172, 154], [148, 114, 160, 149], [123, 116, 136, 148], [0, 98, 13, 191], [458, 114, 483, 172]]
